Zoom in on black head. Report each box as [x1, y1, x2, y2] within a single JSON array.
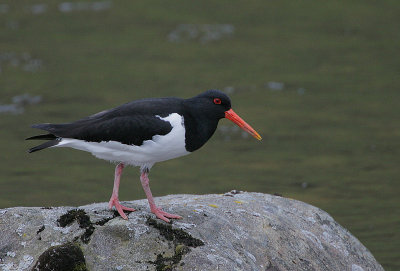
[[183, 89, 261, 152], [188, 89, 231, 119]]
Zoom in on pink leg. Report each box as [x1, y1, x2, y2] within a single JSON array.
[[140, 170, 182, 223], [108, 163, 136, 219]]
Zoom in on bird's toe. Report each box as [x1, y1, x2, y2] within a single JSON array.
[[108, 197, 136, 219], [152, 208, 182, 222]]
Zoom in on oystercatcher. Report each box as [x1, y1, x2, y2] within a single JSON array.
[[27, 90, 262, 222]]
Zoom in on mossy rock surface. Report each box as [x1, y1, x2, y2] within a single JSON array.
[[32, 242, 86, 271], [0, 193, 384, 270]]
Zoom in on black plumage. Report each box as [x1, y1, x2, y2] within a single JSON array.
[[28, 98, 182, 148], [26, 89, 261, 223], [27, 90, 232, 153]]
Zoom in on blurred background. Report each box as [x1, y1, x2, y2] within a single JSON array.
[[0, 1, 399, 269]]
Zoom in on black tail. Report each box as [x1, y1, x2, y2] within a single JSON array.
[[26, 133, 60, 153], [26, 133, 57, 140], [27, 140, 60, 153]]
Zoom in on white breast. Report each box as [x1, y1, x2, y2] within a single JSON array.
[[56, 113, 190, 169]]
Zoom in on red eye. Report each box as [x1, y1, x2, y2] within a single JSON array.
[[213, 98, 222, 105]]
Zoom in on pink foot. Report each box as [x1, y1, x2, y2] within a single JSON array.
[[140, 169, 182, 223], [108, 196, 136, 220], [151, 207, 182, 223]]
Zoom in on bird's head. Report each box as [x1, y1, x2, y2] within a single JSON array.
[[190, 90, 262, 141]]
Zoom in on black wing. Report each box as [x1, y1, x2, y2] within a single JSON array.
[[28, 97, 184, 147], [32, 115, 172, 146]]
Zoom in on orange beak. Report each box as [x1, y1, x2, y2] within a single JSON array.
[[225, 109, 262, 140]]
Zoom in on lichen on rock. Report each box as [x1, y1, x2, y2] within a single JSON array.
[[0, 192, 384, 271], [146, 217, 204, 270], [31, 242, 86, 271]]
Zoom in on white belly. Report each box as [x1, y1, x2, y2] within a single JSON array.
[[55, 113, 190, 169]]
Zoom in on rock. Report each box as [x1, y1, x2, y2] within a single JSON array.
[[31, 242, 86, 271], [0, 192, 383, 271]]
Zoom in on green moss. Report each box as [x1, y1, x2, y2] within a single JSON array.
[[57, 209, 117, 244], [32, 242, 87, 271], [58, 209, 91, 228], [175, 244, 186, 255], [146, 217, 204, 247], [146, 217, 203, 270], [73, 262, 87, 271], [57, 209, 94, 244], [150, 245, 189, 271]]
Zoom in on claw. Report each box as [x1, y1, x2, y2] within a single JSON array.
[[109, 197, 136, 220], [140, 170, 182, 222], [107, 163, 136, 220], [151, 207, 182, 223]]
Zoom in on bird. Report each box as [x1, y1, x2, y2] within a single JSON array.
[[27, 89, 262, 222]]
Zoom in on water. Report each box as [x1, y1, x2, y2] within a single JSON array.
[[0, 1, 399, 269]]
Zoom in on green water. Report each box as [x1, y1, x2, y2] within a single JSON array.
[[1, 1, 399, 269]]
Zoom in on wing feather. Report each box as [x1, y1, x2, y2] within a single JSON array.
[[34, 115, 173, 146], [30, 97, 185, 146]]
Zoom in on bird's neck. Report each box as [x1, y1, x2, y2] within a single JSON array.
[[182, 106, 220, 152]]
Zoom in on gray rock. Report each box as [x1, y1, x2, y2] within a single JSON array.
[[0, 192, 383, 271]]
